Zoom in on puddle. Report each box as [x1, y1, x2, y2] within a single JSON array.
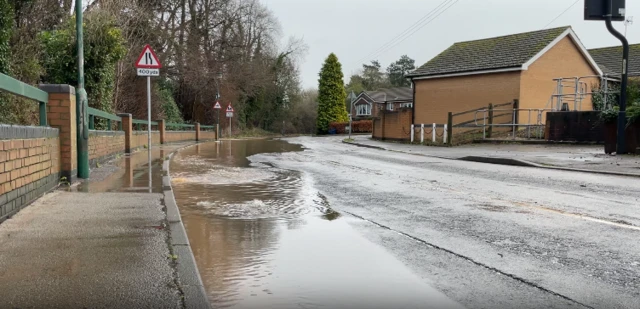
[[171, 140, 463, 309]]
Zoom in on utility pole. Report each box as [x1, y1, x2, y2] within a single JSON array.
[[76, 0, 89, 178], [604, 0, 630, 154]]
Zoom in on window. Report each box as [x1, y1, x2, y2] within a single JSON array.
[[356, 103, 371, 116], [387, 103, 394, 111], [400, 103, 413, 108]]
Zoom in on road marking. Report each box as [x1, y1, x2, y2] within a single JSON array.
[[511, 201, 640, 232]]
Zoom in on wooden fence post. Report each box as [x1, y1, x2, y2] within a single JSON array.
[[447, 112, 453, 145], [487, 103, 494, 138]]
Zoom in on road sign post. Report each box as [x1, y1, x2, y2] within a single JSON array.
[[135, 44, 162, 189], [214, 101, 221, 140], [226, 104, 234, 137]]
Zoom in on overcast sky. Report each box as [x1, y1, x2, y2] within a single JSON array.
[[261, 0, 640, 89]]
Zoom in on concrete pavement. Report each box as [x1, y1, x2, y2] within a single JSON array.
[[345, 135, 640, 177], [0, 143, 210, 308]]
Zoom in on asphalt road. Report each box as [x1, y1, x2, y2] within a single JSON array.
[[250, 136, 640, 309]]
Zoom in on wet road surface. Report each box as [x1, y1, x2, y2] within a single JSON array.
[[170, 141, 464, 309], [171, 137, 640, 309]]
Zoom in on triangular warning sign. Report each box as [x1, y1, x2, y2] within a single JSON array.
[[135, 44, 162, 69], [214, 101, 221, 109], [226, 104, 234, 112]]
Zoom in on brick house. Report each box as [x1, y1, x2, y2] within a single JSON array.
[[351, 87, 412, 120], [406, 26, 602, 129]]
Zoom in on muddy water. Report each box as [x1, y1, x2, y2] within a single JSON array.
[[170, 140, 462, 309]]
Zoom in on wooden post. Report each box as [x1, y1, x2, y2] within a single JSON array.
[[487, 103, 494, 138], [447, 112, 453, 145], [513, 99, 519, 135]]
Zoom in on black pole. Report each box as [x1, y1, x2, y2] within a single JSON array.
[[604, 0, 629, 154]]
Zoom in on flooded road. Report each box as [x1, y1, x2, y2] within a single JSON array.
[[170, 140, 463, 309]]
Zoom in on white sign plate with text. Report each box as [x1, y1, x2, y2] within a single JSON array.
[[137, 68, 160, 76]]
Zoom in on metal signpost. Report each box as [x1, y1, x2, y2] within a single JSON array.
[[135, 45, 162, 191], [585, 0, 629, 154], [226, 104, 234, 136], [347, 91, 357, 139], [214, 101, 221, 140]]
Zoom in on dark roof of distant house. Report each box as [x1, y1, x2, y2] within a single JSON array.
[[588, 44, 640, 77], [359, 87, 412, 103], [408, 26, 594, 78]]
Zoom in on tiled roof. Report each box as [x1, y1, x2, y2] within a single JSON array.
[[588, 44, 640, 77], [363, 87, 412, 103], [408, 26, 571, 77]]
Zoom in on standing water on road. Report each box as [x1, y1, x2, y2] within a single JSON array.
[[170, 139, 462, 309]]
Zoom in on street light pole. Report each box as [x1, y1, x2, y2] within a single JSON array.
[[76, 0, 89, 178], [605, 0, 629, 154]]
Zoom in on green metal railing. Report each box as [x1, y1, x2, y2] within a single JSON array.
[[0, 73, 48, 126], [88, 107, 122, 130], [166, 123, 195, 131], [132, 119, 159, 131], [200, 125, 215, 131]]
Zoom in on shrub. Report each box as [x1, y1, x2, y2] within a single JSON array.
[[329, 122, 347, 134], [352, 120, 372, 133], [329, 120, 373, 134]]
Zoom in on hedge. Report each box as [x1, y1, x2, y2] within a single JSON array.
[[329, 120, 372, 134]]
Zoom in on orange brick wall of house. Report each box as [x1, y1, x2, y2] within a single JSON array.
[[88, 131, 125, 161], [413, 71, 521, 126], [520, 36, 598, 124], [372, 108, 413, 140], [0, 137, 60, 195], [165, 131, 196, 143], [131, 131, 161, 149]]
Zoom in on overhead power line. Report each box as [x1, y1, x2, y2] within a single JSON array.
[[543, 0, 580, 29], [369, 0, 460, 61], [354, 0, 458, 65]]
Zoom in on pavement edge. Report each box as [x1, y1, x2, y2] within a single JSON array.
[[162, 144, 212, 309], [343, 140, 640, 178]]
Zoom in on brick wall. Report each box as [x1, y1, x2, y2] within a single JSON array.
[[200, 131, 217, 141], [520, 36, 598, 124], [373, 117, 382, 139], [131, 131, 161, 150], [372, 108, 413, 141], [165, 131, 196, 143], [414, 71, 521, 126], [88, 131, 125, 166], [0, 126, 60, 222]]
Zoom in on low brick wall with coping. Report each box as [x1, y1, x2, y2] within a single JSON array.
[[165, 131, 196, 143], [131, 131, 161, 150], [200, 131, 216, 141], [88, 130, 125, 167], [0, 125, 60, 223]]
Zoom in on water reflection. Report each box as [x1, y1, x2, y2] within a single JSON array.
[[172, 140, 463, 309], [77, 145, 178, 193]]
